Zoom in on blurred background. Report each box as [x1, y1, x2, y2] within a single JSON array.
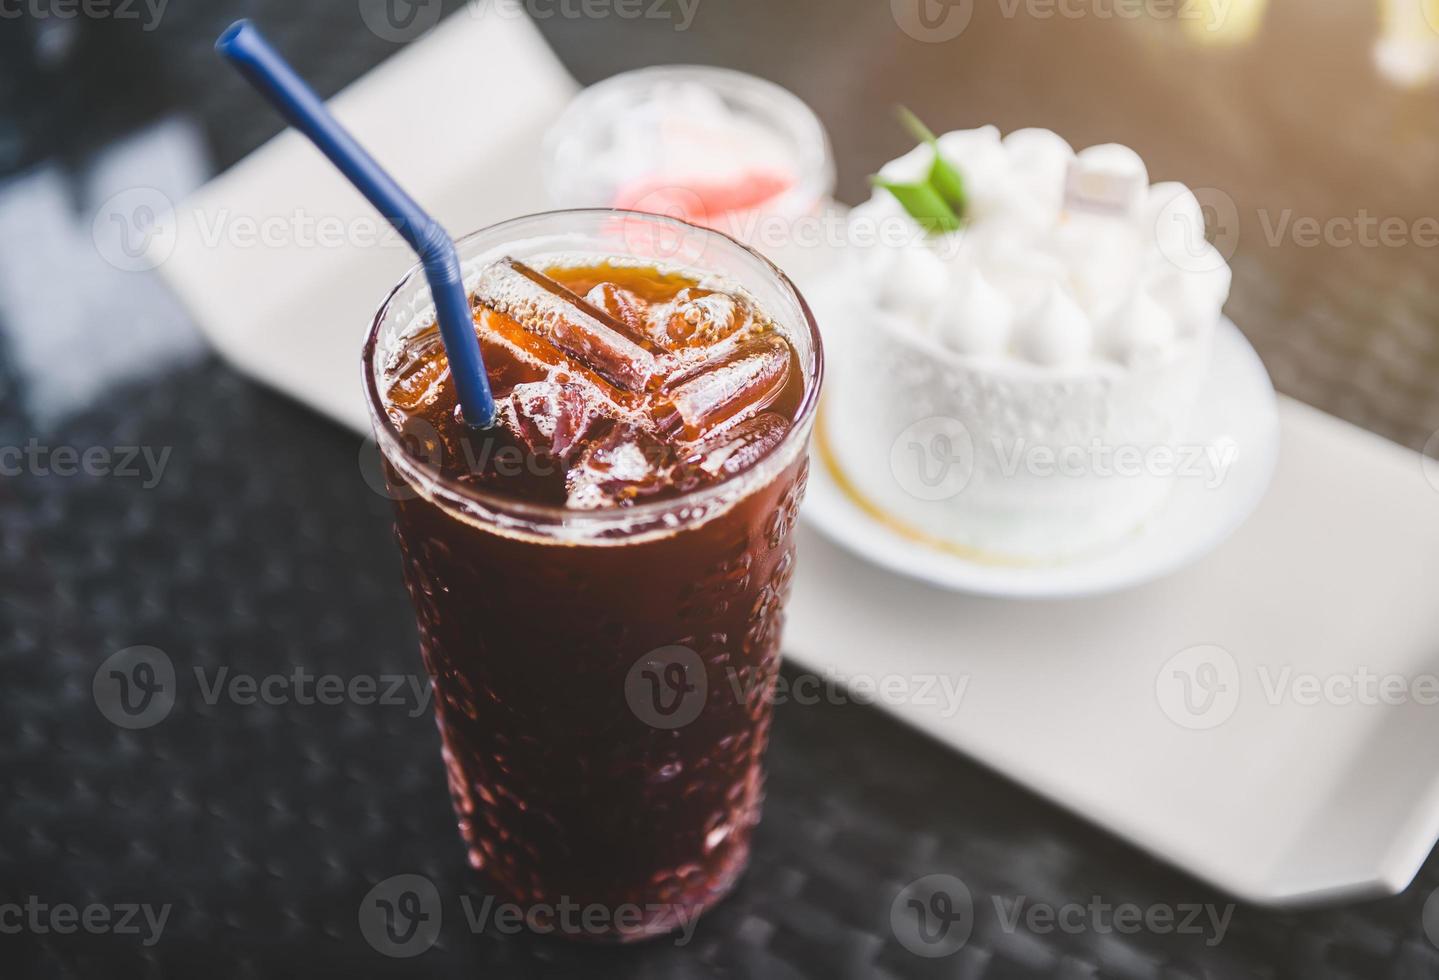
[[1, 0, 1437, 445], [3, 1, 1439, 976]]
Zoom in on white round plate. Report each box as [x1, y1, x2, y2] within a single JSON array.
[[801, 317, 1280, 598]]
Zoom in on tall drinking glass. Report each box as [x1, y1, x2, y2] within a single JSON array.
[[362, 210, 822, 941]]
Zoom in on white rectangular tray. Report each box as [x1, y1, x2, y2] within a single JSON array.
[[156, 7, 1439, 907], [787, 398, 1439, 906]]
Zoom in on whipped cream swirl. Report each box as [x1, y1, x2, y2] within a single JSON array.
[[849, 126, 1231, 369]]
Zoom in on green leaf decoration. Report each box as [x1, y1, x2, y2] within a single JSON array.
[[898, 107, 966, 214], [875, 107, 967, 231], [870, 175, 962, 233]]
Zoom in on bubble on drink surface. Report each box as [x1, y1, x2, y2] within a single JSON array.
[[652, 288, 752, 349]]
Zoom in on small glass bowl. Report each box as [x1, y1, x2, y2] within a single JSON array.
[[541, 65, 835, 253]]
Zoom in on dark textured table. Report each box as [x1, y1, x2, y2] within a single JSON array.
[[4, 1, 1439, 977]]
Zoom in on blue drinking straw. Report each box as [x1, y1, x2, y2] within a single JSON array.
[[216, 20, 497, 428]]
